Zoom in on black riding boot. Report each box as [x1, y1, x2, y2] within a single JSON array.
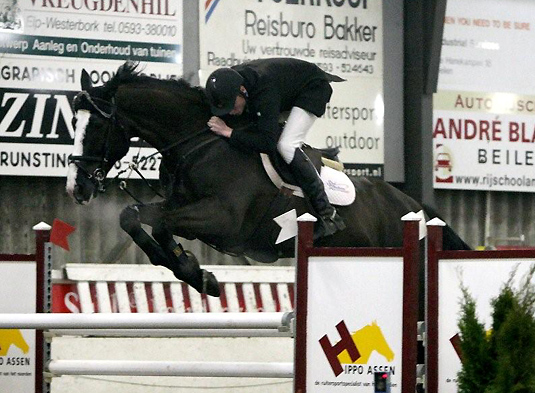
[[289, 148, 346, 238]]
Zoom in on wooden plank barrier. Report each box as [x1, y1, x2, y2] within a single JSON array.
[[51, 263, 296, 338], [52, 264, 296, 315]]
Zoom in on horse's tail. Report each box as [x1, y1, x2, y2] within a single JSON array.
[[423, 204, 472, 250]]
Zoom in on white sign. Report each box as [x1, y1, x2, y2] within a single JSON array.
[[0, 142, 160, 178], [0, 0, 183, 177], [433, 91, 535, 191], [0, 261, 36, 393], [434, 0, 535, 191], [438, 259, 535, 393], [199, 0, 384, 176], [305, 256, 403, 392]]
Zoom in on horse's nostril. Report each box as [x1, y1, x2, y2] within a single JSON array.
[[73, 185, 85, 203]]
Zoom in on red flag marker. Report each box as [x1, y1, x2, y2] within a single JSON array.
[[50, 219, 76, 251]]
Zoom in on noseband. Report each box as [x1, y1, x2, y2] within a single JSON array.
[[68, 91, 119, 193]]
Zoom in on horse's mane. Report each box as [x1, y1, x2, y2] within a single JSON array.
[[103, 61, 209, 106]]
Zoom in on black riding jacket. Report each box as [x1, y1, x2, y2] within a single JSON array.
[[227, 58, 344, 155]]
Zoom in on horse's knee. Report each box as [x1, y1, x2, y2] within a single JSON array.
[[120, 206, 141, 234]]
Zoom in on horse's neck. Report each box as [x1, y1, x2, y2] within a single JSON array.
[[117, 85, 210, 157]]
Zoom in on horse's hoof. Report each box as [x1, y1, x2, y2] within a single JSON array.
[[202, 269, 221, 297]]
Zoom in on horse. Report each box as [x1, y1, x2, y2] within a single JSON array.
[[66, 62, 470, 298]]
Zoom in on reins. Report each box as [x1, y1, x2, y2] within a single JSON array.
[[113, 125, 214, 204], [69, 93, 119, 193], [71, 89, 217, 205]]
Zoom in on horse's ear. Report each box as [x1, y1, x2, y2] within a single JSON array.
[[81, 69, 92, 91]]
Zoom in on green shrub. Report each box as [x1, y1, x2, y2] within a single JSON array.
[[458, 266, 535, 393]]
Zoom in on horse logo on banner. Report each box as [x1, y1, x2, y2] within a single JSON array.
[[319, 320, 394, 377], [0, 329, 29, 356]]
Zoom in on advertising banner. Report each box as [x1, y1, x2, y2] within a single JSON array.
[[0, 0, 184, 178], [305, 256, 403, 391], [434, 0, 535, 191], [199, 0, 384, 177], [0, 261, 36, 393], [438, 259, 534, 393]]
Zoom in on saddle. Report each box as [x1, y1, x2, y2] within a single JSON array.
[[261, 145, 356, 206]]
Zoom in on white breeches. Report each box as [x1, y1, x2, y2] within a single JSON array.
[[277, 106, 317, 164]]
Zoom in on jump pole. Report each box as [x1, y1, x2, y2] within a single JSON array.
[[0, 311, 293, 330], [47, 328, 293, 338], [47, 360, 294, 378]]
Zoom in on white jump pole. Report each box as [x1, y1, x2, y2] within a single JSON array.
[[0, 312, 292, 330], [48, 328, 293, 338], [47, 360, 294, 378]]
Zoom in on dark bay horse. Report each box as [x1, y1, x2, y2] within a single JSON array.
[[66, 62, 469, 297]]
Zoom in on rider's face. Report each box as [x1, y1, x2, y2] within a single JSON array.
[[229, 87, 247, 116]]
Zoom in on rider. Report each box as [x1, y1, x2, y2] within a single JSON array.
[[205, 57, 346, 238]]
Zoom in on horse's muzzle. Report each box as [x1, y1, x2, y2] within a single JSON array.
[[72, 185, 87, 205], [71, 183, 96, 205]]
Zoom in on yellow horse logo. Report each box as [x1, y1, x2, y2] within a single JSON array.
[[338, 321, 394, 364], [0, 329, 30, 355]]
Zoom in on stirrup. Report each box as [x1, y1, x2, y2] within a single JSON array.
[[314, 210, 346, 239]]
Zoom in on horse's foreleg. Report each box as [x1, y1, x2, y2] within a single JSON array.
[[152, 224, 221, 297], [119, 205, 170, 268], [120, 205, 220, 297]]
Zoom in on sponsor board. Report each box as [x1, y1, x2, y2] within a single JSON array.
[[0, 142, 160, 177], [0, 0, 183, 177], [0, 261, 36, 393], [305, 256, 402, 391], [0, 33, 181, 63], [433, 91, 535, 192], [0, 88, 160, 177], [199, 0, 384, 176], [2, 0, 182, 43], [434, 0, 535, 191]]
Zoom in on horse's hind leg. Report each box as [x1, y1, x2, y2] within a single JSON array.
[[119, 204, 220, 297], [152, 224, 220, 296]]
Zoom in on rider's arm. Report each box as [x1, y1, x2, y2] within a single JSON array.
[[228, 91, 282, 154], [228, 118, 280, 154]]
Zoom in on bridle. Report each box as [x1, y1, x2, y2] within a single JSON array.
[[68, 91, 120, 193], [69, 89, 219, 203]]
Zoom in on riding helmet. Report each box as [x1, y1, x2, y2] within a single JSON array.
[[205, 68, 244, 116]]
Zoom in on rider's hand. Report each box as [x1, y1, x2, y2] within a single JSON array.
[[208, 116, 233, 138]]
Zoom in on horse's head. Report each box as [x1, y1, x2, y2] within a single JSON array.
[[66, 68, 131, 204]]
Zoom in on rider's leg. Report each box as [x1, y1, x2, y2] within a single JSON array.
[[278, 107, 346, 238]]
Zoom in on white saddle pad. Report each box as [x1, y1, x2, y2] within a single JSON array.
[[260, 153, 356, 206]]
